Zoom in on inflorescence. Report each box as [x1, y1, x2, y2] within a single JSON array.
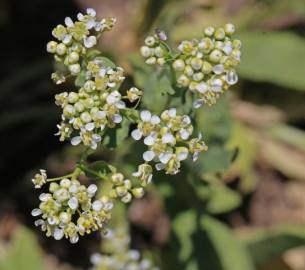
[[90, 227, 159, 270], [140, 23, 241, 107], [31, 7, 241, 253]]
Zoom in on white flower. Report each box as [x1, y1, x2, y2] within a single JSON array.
[[92, 200, 103, 211], [31, 208, 42, 217], [143, 151, 155, 161], [71, 136, 82, 146], [54, 228, 64, 240], [179, 129, 190, 140], [87, 184, 98, 195], [159, 152, 173, 164], [84, 36, 97, 48], [87, 8, 96, 17], [68, 197, 78, 210], [168, 108, 176, 118], [64, 17, 74, 27], [112, 114, 122, 123], [106, 91, 121, 105], [140, 110, 151, 122], [151, 115, 160, 124], [193, 99, 204, 108], [197, 82, 208, 94], [144, 133, 156, 146], [131, 129, 143, 140], [162, 133, 175, 144]]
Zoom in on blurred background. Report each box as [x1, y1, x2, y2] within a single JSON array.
[[1, 0, 305, 269]]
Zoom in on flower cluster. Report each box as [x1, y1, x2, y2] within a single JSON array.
[[140, 34, 168, 66], [131, 108, 208, 176], [55, 60, 128, 149], [31, 172, 113, 243], [141, 24, 241, 107], [108, 173, 145, 203], [47, 8, 116, 83], [90, 228, 159, 270]]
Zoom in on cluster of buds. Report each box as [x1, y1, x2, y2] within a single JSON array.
[[141, 23, 241, 107], [131, 108, 208, 176], [31, 171, 113, 243], [55, 60, 128, 149], [140, 32, 168, 66], [90, 228, 159, 270], [47, 8, 116, 83], [108, 172, 145, 203]]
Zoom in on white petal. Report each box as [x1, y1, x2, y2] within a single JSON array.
[[92, 134, 101, 142], [177, 151, 188, 161], [31, 208, 42, 217], [95, 110, 106, 119], [140, 110, 151, 122], [197, 82, 208, 93], [106, 92, 120, 104], [144, 135, 156, 146], [112, 114, 122, 123], [84, 36, 97, 48], [226, 70, 238, 85], [87, 184, 97, 195], [71, 136, 81, 146], [68, 197, 78, 210], [115, 100, 126, 109], [182, 115, 191, 125], [128, 250, 140, 260], [193, 99, 203, 109], [132, 171, 141, 177], [39, 193, 50, 201], [86, 18, 96, 30], [85, 122, 95, 131], [62, 34, 72, 44], [159, 152, 172, 164], [223, 45, 233, 55], [64, 17, 74, 27], [213, 64, 224, 75], [70, 235, 79, 244], [54, 228, 64, 240], [90, 253, 103, 265], [180, 129, 190, 140], [34, 219, 44, 226], [168, 108, 176, 118], [162, 133, 175, 144], [99, 68, 106, 77], [193, 152, 200, 161], [77, 13, 84, 21], [69, 184, 78, 193], [92, 200, 103, 211], [143, 151, 155, 162], [87, 8, 96, 17], [150, 115, 160, 125], [131, 129, 142, 140]]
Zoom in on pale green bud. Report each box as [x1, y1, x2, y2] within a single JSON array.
[[154, 46, 164, 57], [124, 179, 132, 190], [121, 192, 132, 203], [80, 112, 92, 123], [140, 46, 151, 58], [214, 28, 225, 40], [233, 39, 242, 49], [56, 43, 67, 55], [69, 63, 81, 74], [145, 57, 156, 65], [184, 65, 194, 76], [209, 49, 222, 63], [204, 26, 215, 36], [157, 57, 166, 65], [132, 187, 144, 198], [63, 104, 76, 117], [49, 182, 59, 192], [116, 186, 127, 197], [191, 58, 203, 70], [59, 212, 71, 223], [68, 92, 79, 103], [145, 36, 155, 46], [173, 59, 185, 71], [224, 23, 235, 35], [68, 52, 79, 64], [111, 173, 124, 185], [189, 81, 198, 92], [202, 61, 213, 74], [193, 72, 204, 82], [177, 74, 190, 87], [74, 102, 85, 113], [47, 41, 58, 53]]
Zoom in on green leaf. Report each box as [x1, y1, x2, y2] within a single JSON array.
[[194, 145, 234, 174], [121, 108, 140, 122], [103, 118, 130, 149], [206, 183, 242, 214], [87, 160, 114, 177], [75, 70, 87, 87], [97, 56, 116, 68], [238, 31, 305, 91], [172, 210, 197, 262], [241, 225, 305, 266], [0, 227, 45, 270], [200, 215, 255, 270]]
